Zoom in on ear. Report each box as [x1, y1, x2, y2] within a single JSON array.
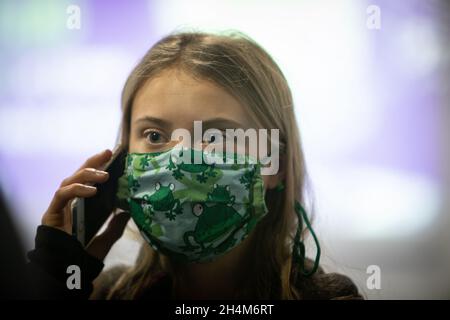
[[155, 182, 161, 190], [263, 155, 286, 191]]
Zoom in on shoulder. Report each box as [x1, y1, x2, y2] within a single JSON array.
[[293, 260, 363, 300]]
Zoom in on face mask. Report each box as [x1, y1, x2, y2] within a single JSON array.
[[116, 146, 268, 263], [116, 145, 321, 276]]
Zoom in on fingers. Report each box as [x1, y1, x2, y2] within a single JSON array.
[[60, 149, 112, 187], [42, 149, 114, 233], [60, 167, 109, 188], [78, 149, 113, 172], [48, 183, 97, 213]]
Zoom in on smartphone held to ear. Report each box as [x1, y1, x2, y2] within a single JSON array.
[[72, 147, 127, 247]]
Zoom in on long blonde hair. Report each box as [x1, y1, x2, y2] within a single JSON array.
[[107, 31, 312, 299]]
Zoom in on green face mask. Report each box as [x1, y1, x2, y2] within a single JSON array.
[[116, 146, 321, 276], [116, 146, 268, 263]]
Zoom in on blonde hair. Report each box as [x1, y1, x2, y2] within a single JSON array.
[[106, 31, 312, 299]]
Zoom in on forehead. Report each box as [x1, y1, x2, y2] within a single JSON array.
[[132, 68, 251, 128]]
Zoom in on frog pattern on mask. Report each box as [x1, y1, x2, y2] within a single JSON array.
[[142, 182, 182, 221], [166, 148, 219, 183], [180, 184, 251, 258], [118, 147, 267, 262]]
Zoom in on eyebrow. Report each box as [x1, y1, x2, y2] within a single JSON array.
[[202, 117, 244, 130], [134, 116, 172, 129], [134, 116, 244, 130]]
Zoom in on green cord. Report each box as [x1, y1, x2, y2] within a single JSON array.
[[274, 181, 321, 276], [293, 201, 321, 276]]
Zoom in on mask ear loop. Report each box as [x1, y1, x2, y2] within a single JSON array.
[[294, 201, 321, 276], [275, 182, 321, 277]]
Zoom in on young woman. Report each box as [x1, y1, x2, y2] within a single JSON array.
[[31, 31, 362, 300]]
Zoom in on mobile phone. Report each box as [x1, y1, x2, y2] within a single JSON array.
[[72, 146, 127, 247]]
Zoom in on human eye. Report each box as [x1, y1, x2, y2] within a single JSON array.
[[142, 129, 169, 145]]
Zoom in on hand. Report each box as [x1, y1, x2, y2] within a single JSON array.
[[41, 149, 113, 234]]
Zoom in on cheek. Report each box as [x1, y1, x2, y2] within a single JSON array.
[[127, 128, 145, 153], [127, 133, 138, 153]]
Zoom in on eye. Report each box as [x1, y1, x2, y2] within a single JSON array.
[[143, 130, 168, 145]]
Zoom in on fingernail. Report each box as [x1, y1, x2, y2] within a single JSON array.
[[85, 185, 97, 191], [95, 170, 108, 176]]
